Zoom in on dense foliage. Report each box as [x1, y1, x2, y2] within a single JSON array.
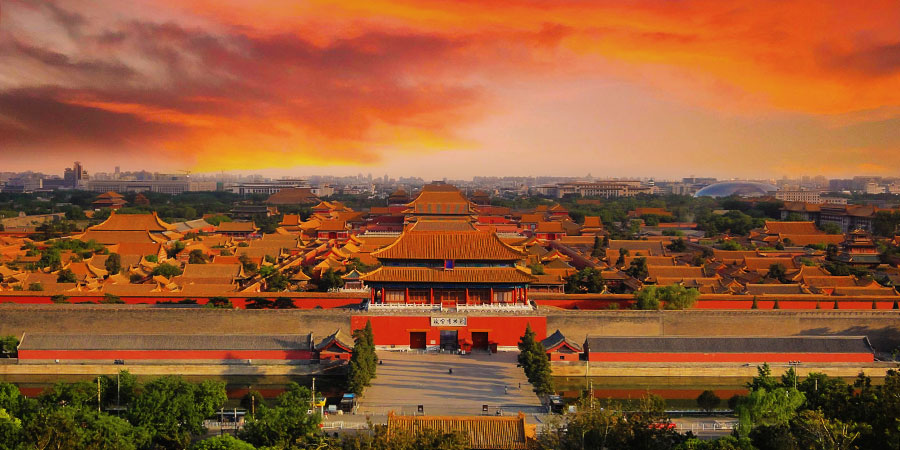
[[0, 372, 227, 450], [517, 325, 555, 396], [347, 321, 377, 395], [634, 285, 700, 310]]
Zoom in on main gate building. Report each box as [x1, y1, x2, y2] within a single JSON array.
[[360, 220, 536, 308]]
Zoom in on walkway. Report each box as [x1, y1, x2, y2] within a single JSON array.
[[356, 351, 544, 416]]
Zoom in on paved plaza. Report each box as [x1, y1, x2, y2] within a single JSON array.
[[356, 351, 544, 416]]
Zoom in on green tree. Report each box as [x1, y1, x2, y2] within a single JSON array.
[[564, 267, 604, 294], [792, 410, 860, 450], [736, 365, 805, 437], [238, 254, 257, 274], [347, 321, 376, 395], [0, 407, 23, 450], [273, 297, 297, 309], [767, 263, 787, 282], [105, 252, 122, 275], [39, 381, 98, 409], [517, 324, 554, 396], [167, 240, 186, 259], [317, 268, 344, 292], [56, 269, 77, 283], [616, 247, 629, 266], [667, 238, 687, 253], [634, 285, 699, 310], [206, 297, 234, 309], [265, 271, 289, 292], [245, 298, 274, 309], [697, 390, 721, 414], [0, 383, 24, 416], [100, 370, 138, 408], [0, 337, 18, 359], [591, 235, 603, 257], [101, 293, 124, 304], [529, 263, 546, 275], [240, 390, 265, 418], [238, 383, 321, 449], [188, 249, 208, 264], [821, 222, 842, 235], [635, 285, 661, 310], [192, 435, 256, 450], [23, 407, 143, 450], [625, 256, 649, 280], [152, 263, 183, 277], [127, 376, 226, 449]]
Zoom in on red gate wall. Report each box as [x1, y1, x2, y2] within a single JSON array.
[[350, 315, 547, 347]]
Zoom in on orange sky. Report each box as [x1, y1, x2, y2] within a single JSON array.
[[2, 0, 899, 179]]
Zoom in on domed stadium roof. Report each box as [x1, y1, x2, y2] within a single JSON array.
[[694, 181, 777, 198]]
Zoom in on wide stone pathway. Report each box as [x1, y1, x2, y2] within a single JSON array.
[[356, 351, 544, 416]]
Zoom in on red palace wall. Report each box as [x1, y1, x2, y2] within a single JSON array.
[[586, 352, 874, 363], [533, 296, 899, 311], [17, 349, 313, 361], [351, 315, 547, 348], [548, 351, 580, 362], [0, 295, 364, 309], [2, 293, 895, 311]]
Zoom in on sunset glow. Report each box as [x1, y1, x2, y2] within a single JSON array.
[[2, 0, 899, 178]]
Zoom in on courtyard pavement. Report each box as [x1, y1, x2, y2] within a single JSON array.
[[355, 351, 545, 417]]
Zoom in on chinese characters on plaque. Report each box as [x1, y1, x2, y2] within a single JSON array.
[[430, 317, 467, 327]]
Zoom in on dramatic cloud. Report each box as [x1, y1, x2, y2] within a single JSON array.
[[1, 0, 899, 177]]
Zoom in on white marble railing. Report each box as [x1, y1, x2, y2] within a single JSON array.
[[364, 300, 533, 311], [365, 301, 441, 311], [456, 303, 534, 311]]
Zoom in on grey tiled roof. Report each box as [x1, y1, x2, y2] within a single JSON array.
[[583, 336, 872, 354], [19, 333, 313, 351], [541, 329, 583, 352]]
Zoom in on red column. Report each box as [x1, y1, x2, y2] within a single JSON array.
[[405, 287, 409, 304], [465, 288, 470, 305], [370, 288, 375, 303], [381, 288, 385, 304], [430, 288, 434, 304], [489, 287, 494, 304]]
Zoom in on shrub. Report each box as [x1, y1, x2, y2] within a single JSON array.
[[101, 293, 124, 304]]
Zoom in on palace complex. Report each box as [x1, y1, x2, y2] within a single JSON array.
[[0, 182, 898, 361]]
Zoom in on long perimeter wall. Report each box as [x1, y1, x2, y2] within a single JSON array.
[[1, 306, 898, 354]]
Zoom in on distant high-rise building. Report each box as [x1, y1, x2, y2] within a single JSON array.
[[63, 161, 89, 187]]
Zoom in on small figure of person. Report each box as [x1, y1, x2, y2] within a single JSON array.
[[448, 368, 453, 374]]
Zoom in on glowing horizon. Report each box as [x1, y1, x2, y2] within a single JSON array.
[[2, 1, 899, 179]]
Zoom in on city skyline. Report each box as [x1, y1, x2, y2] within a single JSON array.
[[2, 1, 900, 179]]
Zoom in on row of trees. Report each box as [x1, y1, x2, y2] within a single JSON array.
[[517, 325, 555, 396], [534, 366, 900, 450], [0, 372, 227, 449]]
